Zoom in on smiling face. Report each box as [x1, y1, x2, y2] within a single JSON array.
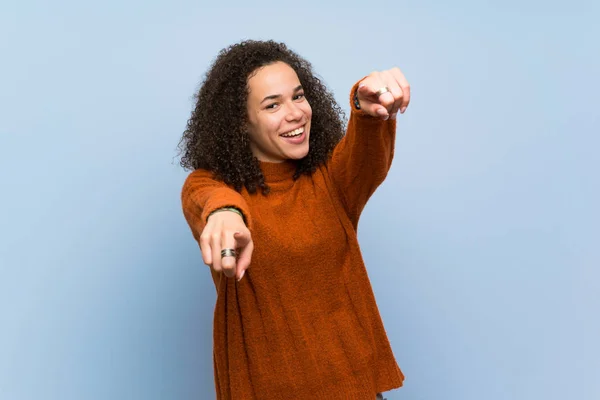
[[245, 61, 312, 163]]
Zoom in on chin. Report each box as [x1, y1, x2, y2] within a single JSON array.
[[288, 146, 309, 160]]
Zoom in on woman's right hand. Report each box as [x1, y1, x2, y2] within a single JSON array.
[[200, 210, 253, 281]]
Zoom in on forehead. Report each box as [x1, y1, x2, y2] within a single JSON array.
[[247, 62, 301, 96]]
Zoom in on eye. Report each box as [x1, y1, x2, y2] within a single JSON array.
[[266, 103, 279, 110], [294, 93, 305, 101]]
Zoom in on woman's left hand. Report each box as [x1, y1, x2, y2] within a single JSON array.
[[356, 67, 411, 120]]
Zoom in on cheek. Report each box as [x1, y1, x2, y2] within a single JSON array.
[[304, 103, 313, 121], [265, 114, 287, 138], [249, 116, 276, 142]]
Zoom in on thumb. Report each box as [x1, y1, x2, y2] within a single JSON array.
[[233, 230, 251, 247], [357, 83, 374, 98], [357, 84, 389, 118]]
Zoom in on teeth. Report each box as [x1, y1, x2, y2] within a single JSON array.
[[281, 127, 304, 137]]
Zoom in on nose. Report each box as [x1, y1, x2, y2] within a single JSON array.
[[285, 101, 303, 122]]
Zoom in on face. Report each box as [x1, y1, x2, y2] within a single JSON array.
[[245, 61, 312, 163]]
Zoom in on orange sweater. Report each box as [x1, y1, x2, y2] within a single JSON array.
[[181, 81, 404, 399]]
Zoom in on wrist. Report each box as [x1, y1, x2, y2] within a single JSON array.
[[207, 207, 246, 223], [349, 79, 370, 117]]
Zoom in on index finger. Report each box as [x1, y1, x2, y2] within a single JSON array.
[[357, 83, 391, 118], [220, 229, 238, 278]]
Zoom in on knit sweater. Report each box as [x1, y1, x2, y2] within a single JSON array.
[[181, 81, 405, 399]]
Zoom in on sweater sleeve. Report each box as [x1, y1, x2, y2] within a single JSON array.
[[326, 80, 397, 228], [181, 168, 253, 243]]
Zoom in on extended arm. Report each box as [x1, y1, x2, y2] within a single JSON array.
[[181, 169, 253, 281], [327, 68, 410, 227]]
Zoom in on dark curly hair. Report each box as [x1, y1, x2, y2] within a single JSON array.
[[178, 40, 346, 194]]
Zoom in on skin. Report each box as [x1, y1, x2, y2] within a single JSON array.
[[245, 61, 313, 163], [201, 65, 411, 280]]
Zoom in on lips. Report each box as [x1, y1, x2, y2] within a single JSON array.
[[279, 125, 307, 145], [280, 125, 305, 137]]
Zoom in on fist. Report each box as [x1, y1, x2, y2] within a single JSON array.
[[357, 67, 411, 120]]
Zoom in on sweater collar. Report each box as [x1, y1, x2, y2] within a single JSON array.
[[259, 160, 297, 183]]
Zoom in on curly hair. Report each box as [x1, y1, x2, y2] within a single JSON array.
[[178, 40, 346, 194]]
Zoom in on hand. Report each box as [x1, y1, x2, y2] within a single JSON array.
[[356, 67, 411, 120], [199, 210, 254, 281]]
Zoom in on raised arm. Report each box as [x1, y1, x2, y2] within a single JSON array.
[[327, 68, 410, 228], [181, 169, 254, 281]]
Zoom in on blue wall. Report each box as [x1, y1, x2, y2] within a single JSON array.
[[1, 1, 598, 399]]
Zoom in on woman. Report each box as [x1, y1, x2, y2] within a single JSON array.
[[179, 40, 410, 399]]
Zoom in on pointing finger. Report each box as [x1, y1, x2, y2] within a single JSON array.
[[378, 90, 395, 114], [358, 84, 390, 119], [220, 229, 237, 278]]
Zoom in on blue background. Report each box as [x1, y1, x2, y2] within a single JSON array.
[[1, 1, 598, 399]]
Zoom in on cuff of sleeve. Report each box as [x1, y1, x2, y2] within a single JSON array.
[[349, 78, 369, 116], [199, 188, 253, 229]]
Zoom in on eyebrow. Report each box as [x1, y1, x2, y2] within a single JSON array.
[[260, 85, 304, 104]]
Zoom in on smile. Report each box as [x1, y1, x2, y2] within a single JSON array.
[[280, 126, 304, 138]]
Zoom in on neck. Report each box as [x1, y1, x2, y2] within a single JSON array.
[[259, 159, 297, 183]]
